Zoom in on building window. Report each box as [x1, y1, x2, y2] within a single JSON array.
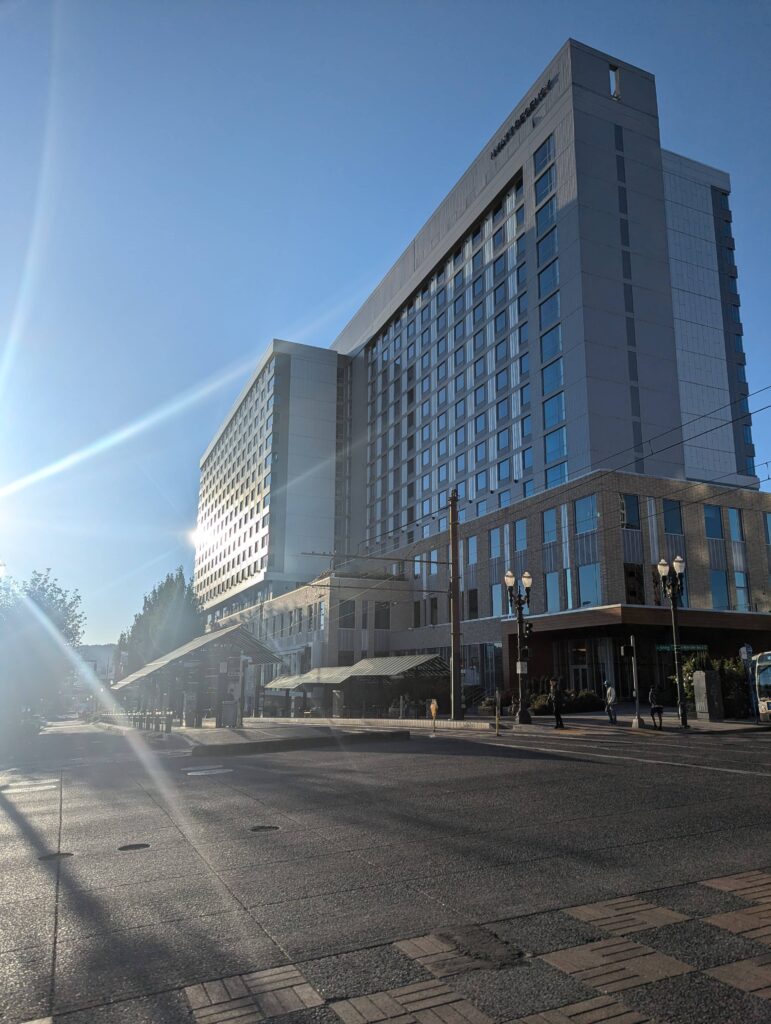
[[521, 414, 532, 439], [539, 292, 560, 331], [522, 447, 533, 471], [540, 323, 561, 362], [521, 383, 531, 406], [489, 527, 501, 558], [533, 135, 554, 175], [609, 64, 621, 98], [374, 602, 390, 629], [491, 584, 503, 618], [728, 507, 744, 542], [534, 165, 556, 205], [537, 227, 557, 267], [536, 197, 556, 236], [764, 512, 771, 546], [523, 480, 534, 497], [413, 601, 421, 628], [467, 588, 479, 620], [544, 426, 567, 463], [466, 536, 478, 564], [622, 493, 640, 529], [538, 260, 559, 298], [338, 600, 355, 629], [543, 392, 565, 429], [514, 518, 527, 550], [545, 462, 567, 488], [735, 571, 751, 612], [663, 499, 683, 535], [709, 570, 730, 610], [542, 358, 563, 394], [704, 505, 724, 540], [543, 508, 557, 544], [575, 494, 598, 534], [545, 570, 560, 612], [578, 563, 601, 607]]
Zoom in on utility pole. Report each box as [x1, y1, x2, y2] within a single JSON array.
[[448, 488, 464, 720], [624, 634, 644, 728]]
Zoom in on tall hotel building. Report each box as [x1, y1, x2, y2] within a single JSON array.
[[194, 40, 771, 694]]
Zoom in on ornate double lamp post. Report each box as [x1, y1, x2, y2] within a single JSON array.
[[657, 555, 688, 729], [504, 569, 533, 725]]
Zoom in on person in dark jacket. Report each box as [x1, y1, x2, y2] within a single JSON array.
[[649, 686, 664, 729], [548, 679, 565, 729]]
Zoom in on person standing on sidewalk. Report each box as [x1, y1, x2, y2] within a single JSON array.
[[548, 679, 565, 729], [649, 686, 664, 729], [605, 681, 617, 724]]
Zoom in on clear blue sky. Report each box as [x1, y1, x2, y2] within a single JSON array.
[[1, 0, 770, 644]]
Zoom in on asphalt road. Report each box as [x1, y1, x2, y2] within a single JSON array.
[[3, 720, 771, 1024]]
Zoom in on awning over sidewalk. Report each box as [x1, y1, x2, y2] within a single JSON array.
[[349, 655, 449, 678], [263, 654, 449, 691], [264, 666, 354, 691], [112, 624, 282, 691]]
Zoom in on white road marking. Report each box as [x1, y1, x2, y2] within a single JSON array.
[[499, 739, 771, 778], [186, 768, 233, 776]]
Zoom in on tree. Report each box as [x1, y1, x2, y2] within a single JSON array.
[[116, 567, 202, 676], [0, 569, 86, 715]]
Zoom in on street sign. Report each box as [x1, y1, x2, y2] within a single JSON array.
[[655, 644, 707, 653], [516, 661, 528, 674]]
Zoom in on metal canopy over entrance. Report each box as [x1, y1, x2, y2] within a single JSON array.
[[264, 654, 449, 691]]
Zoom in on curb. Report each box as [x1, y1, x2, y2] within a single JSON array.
[[188, 729, 411, 758]]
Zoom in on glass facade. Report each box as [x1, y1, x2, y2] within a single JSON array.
[[363, 133, 562, 544]]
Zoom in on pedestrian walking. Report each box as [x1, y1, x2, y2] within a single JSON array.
[[605, 681, 617, 724], [548, 679, 565, 729], [649, 686, 664, 729]]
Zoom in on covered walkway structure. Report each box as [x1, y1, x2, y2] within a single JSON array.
[[263, 654, 450, 717], [112, 625, 282, 726]]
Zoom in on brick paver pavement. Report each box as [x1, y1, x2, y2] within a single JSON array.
[[185, 965, 323, 1023], [509, 994, 654, 1023], [565, 897, 687, 936], [705, 905, 771, 944], [541, 937, 693, 992], [701, 870, 771, 904], [707, 952, 771, 999], [331, 979, 492, 1024]]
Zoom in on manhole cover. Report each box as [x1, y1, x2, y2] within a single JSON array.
[[249, 825, 280, 832], [118, 843, 150, 851], [38, 852, 74, 861]]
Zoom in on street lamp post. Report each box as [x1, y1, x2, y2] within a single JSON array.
[[504, 569, 532, 725], [657, 555, 688, 729]]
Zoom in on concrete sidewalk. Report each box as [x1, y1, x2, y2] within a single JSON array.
[[246, 708, 770, 737]]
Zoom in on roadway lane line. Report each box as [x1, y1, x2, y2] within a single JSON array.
[[497, 739, 771, 777]]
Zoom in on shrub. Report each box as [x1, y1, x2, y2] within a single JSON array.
[[572, 689, 605, 712], [529, 693, 552, 715]]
